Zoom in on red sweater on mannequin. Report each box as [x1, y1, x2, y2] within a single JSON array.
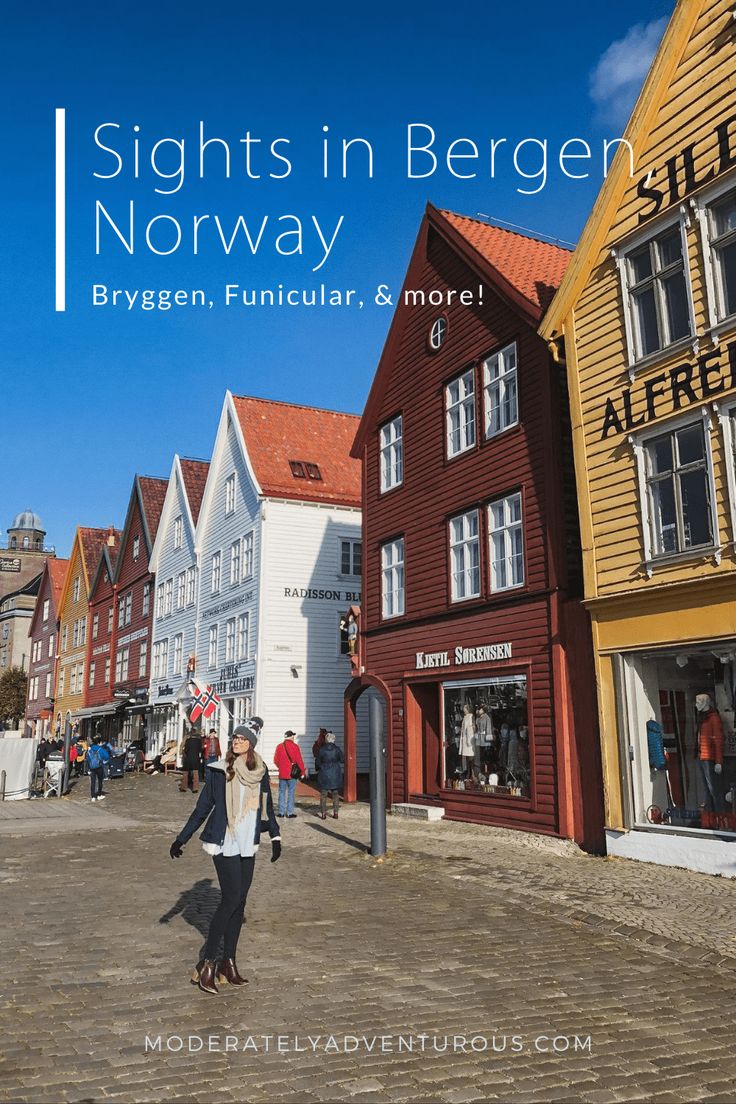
[[698, 710, 724, 766]]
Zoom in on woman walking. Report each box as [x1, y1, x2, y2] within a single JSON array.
[[169, 721, 282, 995], [315, 731, 344, 820], [179, 728, 203, 793]]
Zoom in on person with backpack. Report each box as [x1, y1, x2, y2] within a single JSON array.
[[273, 730, 306, 818], [87, 734, 110, 802]]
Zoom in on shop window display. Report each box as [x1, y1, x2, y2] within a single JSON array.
[[442, 676, 529, 796]]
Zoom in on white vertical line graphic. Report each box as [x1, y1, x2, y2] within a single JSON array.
[[55, 108, 66, 312]]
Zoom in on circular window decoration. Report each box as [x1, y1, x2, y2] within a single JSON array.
[[429, 315, 447, 351]]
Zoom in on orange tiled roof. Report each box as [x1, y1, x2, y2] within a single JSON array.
[[179, 459, 210, 525], [231, 396, 361, 508], [138, 477, 168, 546], [47, 558, 70, 608], [437, 210, 572, 314], [79, 527, 117, 584]]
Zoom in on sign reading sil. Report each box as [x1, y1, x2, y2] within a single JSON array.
[[415, 642, 512, 670]]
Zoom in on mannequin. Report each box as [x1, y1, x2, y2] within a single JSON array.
[[696, 692, 725, 813], [458, 704, 476, 779], [475, 706, 494, 774], [498, 721, 511, 779]]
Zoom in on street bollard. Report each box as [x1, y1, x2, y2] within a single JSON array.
[[369, 694, 387, 857], [0, 769, 6, 801], [62, 718, 72, 796]]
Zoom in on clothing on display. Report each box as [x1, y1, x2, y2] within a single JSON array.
[[442, 675, 529, 797]]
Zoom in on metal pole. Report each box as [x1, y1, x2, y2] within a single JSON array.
[[61, 717, 72, 795], [369, 694, 387, 857], [0, 770, 6, 801]]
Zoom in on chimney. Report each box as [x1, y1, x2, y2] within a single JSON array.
[[107, 526, 116, 547]]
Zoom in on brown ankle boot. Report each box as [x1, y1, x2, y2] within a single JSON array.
[[197, 960, 218, 995], [217, 957, 248, 985], [190, 960, 204, 985]]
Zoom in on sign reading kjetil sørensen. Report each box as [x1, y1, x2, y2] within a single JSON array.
[[415, 642, 512, 670]]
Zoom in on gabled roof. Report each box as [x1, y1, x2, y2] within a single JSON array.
[[89, 530, 122, 601], [231, 395, 361, 508], [179, 459, 209, 525], [539, 0, 699, 338], [28, 557, 69, 638], [114, 475, 168, 583], [59, 528, 115, 612], [353, 203, 571, 454]]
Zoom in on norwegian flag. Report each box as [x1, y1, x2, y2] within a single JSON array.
[[189, 683, 220, 724]]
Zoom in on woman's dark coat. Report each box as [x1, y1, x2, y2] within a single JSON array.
[[182, 735, 203, 771], [315, 743, 344, 792], [176, 761, 281, 849]]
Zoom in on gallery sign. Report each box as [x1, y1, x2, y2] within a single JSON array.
[[415, 641, 513, 670], [212, 663, 254, 696]]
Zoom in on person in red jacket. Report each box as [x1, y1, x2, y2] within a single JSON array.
[[274, 731, 306, 818], [696, 693, 725, 812]]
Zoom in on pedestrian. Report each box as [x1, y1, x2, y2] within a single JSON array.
[[273, 730, 306, 818], [86, 734, 110, 802], [169, 720, 281, 995], [180, 727, 203, 793], [312, 727, 327, 766], [202, 728, 221, 772], [315, 731, 344, 820]]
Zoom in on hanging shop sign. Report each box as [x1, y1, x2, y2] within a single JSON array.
[[212, 663, 254, 695], [415, 641, 513, 670]]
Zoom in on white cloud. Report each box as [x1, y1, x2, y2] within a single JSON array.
[[590, 16, 668, 130]]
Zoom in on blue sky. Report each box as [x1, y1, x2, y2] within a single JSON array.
[[1, 0, 671, 557]]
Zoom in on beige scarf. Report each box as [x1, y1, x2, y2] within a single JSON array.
[[225, 751, 268, 834]]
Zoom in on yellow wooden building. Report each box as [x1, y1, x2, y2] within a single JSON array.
[[54, 527, 115, 734], [541, 0, 736, 875]]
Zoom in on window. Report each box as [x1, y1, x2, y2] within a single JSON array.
[[340, 538, 362, 576], [484, 343, 518, 437], [142, 582, 150, 618], [446, 369, 476, 458], [104, 658, 110, 684], [62, 625, 68, 652], [164, 579, 173, 616], [118, 597, 125, 629], [174, 516, 183, 549], [72, 621, 79, 649], [707, 189, 736, 321], [139, 640, 148, 677], [70, 665, 76, 695], [176, 572, 186, 610], [42, 599, 49, 622], [73, 576, 80, 602], [211, 552, 221, 594], [225, 618, 236, 662], [92, 613, 99, 640], [241, 533, 254, 579], [173, 634, 183, 676], [381, 538, 405, 619], [45, 673, 51, 699], [156, 584, 164, 619], [442, 676, 529, 796], [450, 510, 481, 601], [153, 641, 166, 680], [79, 618, 87, 646], [380, 416, 403, 492], [289, 460, 322, 480], [186, 566, 196, 606], [225, 473, 236, 514], [488, 493, 524, 591], [59, 668, 65, 696], [208, 625, 219, 668], [132, 535, 140, 561], [115, 646, 130, 683], [107, 606, 113, 634], [237, 613, 249, 659], [89, 662, 96, 689], [623, 224, 692, 361], [230, 541, 241, 585], [429, 316, 447, 351], [644, 421, 714, 556], [125, 593, 132, 625], [48, 635, 54, 659]]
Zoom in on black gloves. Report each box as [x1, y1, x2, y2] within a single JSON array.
[[271, 839, 282, 863], [170, 840, 184, 859]]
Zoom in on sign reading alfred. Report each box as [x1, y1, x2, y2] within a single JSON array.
[[416, 641, 512, 670]]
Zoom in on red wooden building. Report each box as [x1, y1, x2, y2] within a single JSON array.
[[80, 529, 121, 740], [24, 557, 68, 738], [346, 205, 604, 850]]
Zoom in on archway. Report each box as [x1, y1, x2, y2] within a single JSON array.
[[343, 675, 391, 804]]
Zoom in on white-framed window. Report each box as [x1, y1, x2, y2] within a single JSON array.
[[70, 665, 77, 695], [45, 673, 51, 698], [702, 186, 736, 325], [429, 316, 447, 351], [72, 620, 79, 649], [174, 516, 183, 550], [132, 535, 140, 561], [48, 634, 54, 659], [164, 579, 173, 616], [641, 418, 716, 559], [380, 415, 403, 492], [176, 572, 186, 610], [211, 551, 221, 594], [208, 624, 219, 668], [446, 369, 476, 458], [230, 541, 241, 585], [139, 640, 148, 677], [620, 220, 693, 363], [125, 593, 132, 625], [186, 566, 196, 606], [339, 538, 362, 576], [115, 646, 130, 683], [118, 597, 125, 629], [381, 538, 405, 619], [449, 510, 481, 601], [59, 668, 65, 696], [488, 493, 524, 591], [156, 584, 165, 620], [720, 403, 736, 541], [92, 613, 99, 640], [237, 613, 249, 660], [142, 582, 150, 618], [241, 533, 254, 580], [79, 618, 87, 646], [73, 576, 80, 603], [173, 634, 183, 676], [42, 599, 50, 622], [153, 641, 163, 679], [89, 662, 96, 689], [484, 342, 518, 437], [107, 606, 113, 634], [104, 657, 110, 684], [225, 618, 236, 662], [225, 473, 236, 514]]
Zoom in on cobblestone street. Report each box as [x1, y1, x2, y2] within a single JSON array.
[[2, 774, 736, 1103]]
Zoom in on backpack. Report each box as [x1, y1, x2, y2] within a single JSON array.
[[87, 745, 102, 770]]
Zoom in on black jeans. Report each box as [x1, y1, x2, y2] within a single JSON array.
[[203, 854, 256, 960], [90, 766, 104, 798]]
